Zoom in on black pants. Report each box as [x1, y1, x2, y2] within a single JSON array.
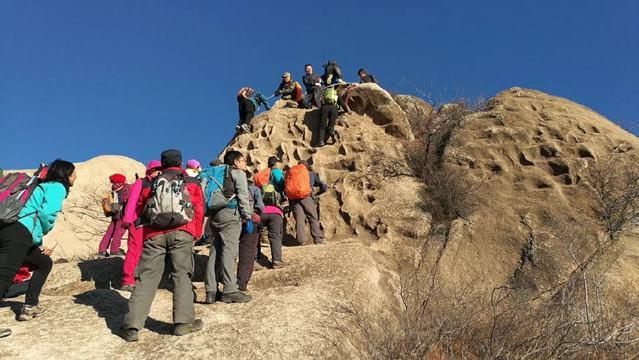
[[236, 226, 260, 291], [0, 223, 33, 300], [260, 213, 283, 261], [319, 104, 338, 141], [238, 98, 256, 126], [23, 246, 53, 305]]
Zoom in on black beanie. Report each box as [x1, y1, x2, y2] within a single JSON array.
[[161, 149, 182, 168], [267, 156, 280, 168]]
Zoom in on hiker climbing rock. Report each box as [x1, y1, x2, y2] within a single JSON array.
[[286, 160, 327, 245], [0, 160, 76, 332], [237, 87, 271, 133], [98, 173, 130, 258], [357, 68, 377, 84], [120, 149, 204, 342], [202, 150, 253, 304], [236, 171, 264, 291], [119, 160, 161, 292], [274, 72, 304, 108], [316, 85, 340, 147], [322, 60, 343, 85], [302, 64, 323, 109]]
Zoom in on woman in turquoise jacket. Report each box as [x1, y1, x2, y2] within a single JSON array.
[[0, 159, 76, 337]]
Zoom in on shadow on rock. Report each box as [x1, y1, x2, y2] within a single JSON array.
[[303, 109, 321, 145], [78, 257, 124, 290], [0, 299, 25, 319]]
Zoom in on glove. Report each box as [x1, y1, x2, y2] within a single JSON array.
[[274, 90, 280, 96], [244, 219, 254, 234]]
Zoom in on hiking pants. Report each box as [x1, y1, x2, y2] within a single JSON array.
[[121, 224, 143, 286], [303, 86, 322, 109], [236, 225, 260, 291], [291, 196, 324, 245], [238, 98, 256, 126], [122, 230, 195, 330], [206, 208, 241, 294], [260, 213, 283, 261], [320, 104, 338, 141], [98, 218, 126, 254], [0, 223, 32, 299], [22, 247, 53, 306]]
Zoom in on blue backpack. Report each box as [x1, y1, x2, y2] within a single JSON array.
[[199, 165, 238, 215]]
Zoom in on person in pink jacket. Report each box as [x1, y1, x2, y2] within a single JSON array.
[[119, 160, 161, 292]]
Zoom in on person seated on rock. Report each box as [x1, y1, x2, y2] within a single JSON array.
[[98, 173, 131, 258], [253, 156, 287, 269], [274, 72, 304, 108], [286, 160, 327, 245], [321, 60, 344, 86], [301, 64, 323, 109], [357, 68, 377, 84], [316, 85, 340, 147], [237, 87, 271, 133], [203, 150, 254, 305], [119, 160, 162, 293], [185, 159, 202, 178], [120, 149, 204, 342], [0, 159, 76, 329], [236, 171, 264, 291]]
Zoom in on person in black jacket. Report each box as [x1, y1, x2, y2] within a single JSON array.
[[301, 64, 322, 109], [357, 68, 377, 84], [322, 60, 343, 85]]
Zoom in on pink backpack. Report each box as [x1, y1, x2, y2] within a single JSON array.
[[0, 164, 47, 225]]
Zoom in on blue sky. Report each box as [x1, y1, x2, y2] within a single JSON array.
[[1, 0, 637, 169]]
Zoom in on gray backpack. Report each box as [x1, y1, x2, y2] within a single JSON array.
[[144, 171, 194, 229]]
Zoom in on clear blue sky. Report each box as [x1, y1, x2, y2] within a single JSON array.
[[1, 0, 637, 169]]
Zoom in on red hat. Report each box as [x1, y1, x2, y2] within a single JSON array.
[[109, 173, 126, 184]]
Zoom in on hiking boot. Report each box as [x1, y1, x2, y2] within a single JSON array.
[[97, 252, 109, 258], [18, 304, 46, 321], [174, 319, 203, 336], [203, 291, 219, 304], [219, 291, 252, 303], [120, 284, 135, 292], [116, 249, 126, 256], [241, 124, 251, 133], [120, 327, 139, 342], [0, 328, 11, 339], [271, 260, 288, 269]]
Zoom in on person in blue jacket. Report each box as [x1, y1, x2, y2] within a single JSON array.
[[0, 159, 76, 336]]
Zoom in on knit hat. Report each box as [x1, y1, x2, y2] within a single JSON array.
[[146, 160, 161, 174], [267, 156, 280, 168], [186, 159, 201, 169], [109, 173, 126, 184], [282, 72, 291, 78], [161, 149, 182, 168]]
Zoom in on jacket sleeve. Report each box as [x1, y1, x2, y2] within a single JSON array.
[[313, 172, 329, 194], [122, 179, 142, 224], [38, 183, 67, 235], [189, 182, 205, 239], [252, 186, 265, 213], [272, 168, 285, 194], [232, 169, 253, 220]]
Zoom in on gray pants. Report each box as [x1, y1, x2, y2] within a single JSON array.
[[260, 213, 283, 262], [291, 196, 323, 245], [122, 230, 195, 330], [206, 208, 241, 294]]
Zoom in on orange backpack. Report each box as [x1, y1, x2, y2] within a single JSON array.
[[253, 168, 271, 188], [285, 164, 311, 200]]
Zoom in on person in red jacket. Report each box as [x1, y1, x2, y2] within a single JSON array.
[[119, 149, 204, 342]]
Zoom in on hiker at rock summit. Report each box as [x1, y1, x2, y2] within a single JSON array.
[[237, 87, 271, 133], [120, 149, 204, 342], [357, 68, 377, 84], [286, 160, 327, 245], [0, 159, 76, 336], [316, 84, 340, 147], [274, 72, 304, 108], [236, 171, 264, 291], [119, 160, 162, 292], [322, 60, 343, 85], [301, 64, 323, 109], [252, 156, 287, 268], [185, 159, 202, 178], [203, 150, 253, 304], [98, 173, 131, 257]]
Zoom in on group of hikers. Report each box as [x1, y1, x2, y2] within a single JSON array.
[[236, 60, 377, 147], [0, 147, 328, 341]]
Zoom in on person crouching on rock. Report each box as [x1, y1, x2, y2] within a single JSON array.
[[237, 87, 271, 134], [203, 150, 254, 304], [0, 159, 76, 334], [119, 149, 204, 342], [98, 173, 130, 257], [274, 72, 304, 108], [118, 160, 161, 293]]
